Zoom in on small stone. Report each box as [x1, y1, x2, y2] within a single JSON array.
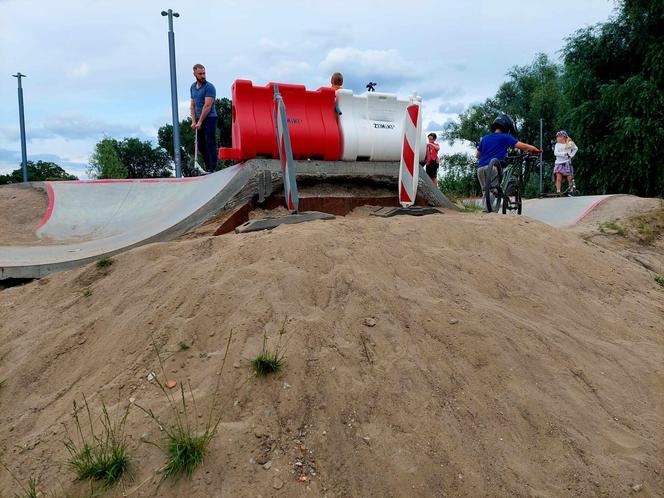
[[362, 436, 370, 443], [233, 362, 240, 369], [166, 379, 177, 389], [254, 427, 269, 438], [140, 433, 150, 442], [632, 484, 643, 492], [272, 477, 284, 490], [256, 454, 269, 465], [283, 382, 292, 389], [263, 461, 272, 470], [147, 372, 156, 381], [322, 431, 327, 436], [363, 317, 377, 327], [129, 397, 136, 404], [209, 332, 215, 337], [78, 336, 87, 345], [449, 319, 459, 325]]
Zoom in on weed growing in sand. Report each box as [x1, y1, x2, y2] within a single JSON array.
[[178, 341, 190, 351], [1, 463, 39, 498], [251, 326, 287, 377], [655, 275, 664, 289], [599, 220, 626, 236], [95, 257, 113, 268], [462, 201, 482, 213], [63, 394, 131, 489], [82, 288, 93, 298], [136, 332, 233, 480]]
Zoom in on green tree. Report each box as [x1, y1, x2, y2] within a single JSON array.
[[0, 160, 78, 184], [88, 138, 128, 179], [158, 97, 234, 176], [561, 0, 664, 196], [437, 153, 481, 199], [114, 137, 172, 178], [445, 53, 563, 160]]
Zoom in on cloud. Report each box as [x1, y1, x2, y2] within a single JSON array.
[[0, 148, 88, 178], [0, 114, 146, 142], [438, 102, 466, 114], [67, 63, 90, 78], [320, 47, 414, 81]]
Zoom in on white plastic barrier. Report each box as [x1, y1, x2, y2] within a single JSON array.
[[336, 90, 427, 161]]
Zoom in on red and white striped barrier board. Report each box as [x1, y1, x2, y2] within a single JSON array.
[[398, 103, 422, 207]]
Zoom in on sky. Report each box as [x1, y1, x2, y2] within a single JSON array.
[[0, 0, 617, 178]]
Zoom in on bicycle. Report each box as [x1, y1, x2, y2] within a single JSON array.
[[484, 150, 540, 215]]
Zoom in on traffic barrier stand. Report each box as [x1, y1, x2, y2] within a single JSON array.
[[372, 102, 441, 218]]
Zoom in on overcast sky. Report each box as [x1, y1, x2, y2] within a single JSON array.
[[0, 0, 616, 177]]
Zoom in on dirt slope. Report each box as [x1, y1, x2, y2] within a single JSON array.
[[0, 184, 48, 245], [0, 211, 663, 497]]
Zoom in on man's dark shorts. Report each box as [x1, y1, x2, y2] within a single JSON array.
[[425, 160, 439, 180]]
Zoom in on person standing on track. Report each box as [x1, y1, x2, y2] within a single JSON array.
[[553, 130, 578, 195], [190, 64, 218, 174]]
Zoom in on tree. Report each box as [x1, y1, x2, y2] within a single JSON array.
[[88, 138, 128, 179], [437, 153, 481, 199], [158, 97, 234, 176], [445, 53, 563, 159], [561, 0, 664, 196], [88, 137, 173, 179], [0, 160, 78, 184]]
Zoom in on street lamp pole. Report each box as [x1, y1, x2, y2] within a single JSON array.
[[12, 72, 29, 183], [161, 9, 182, 178]]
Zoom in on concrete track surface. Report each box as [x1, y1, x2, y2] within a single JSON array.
[[0, 160, 452, 280], [523, 195, 612, 227]]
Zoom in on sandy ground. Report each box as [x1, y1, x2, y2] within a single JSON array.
[[0, 184, 49, 245], [1, 209, 663, 497]]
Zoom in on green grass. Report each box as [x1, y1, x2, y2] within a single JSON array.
[[251, 330, 287, 377], [82, 288, 93, 298], [461, 200, 482, 213], [95, 257, 114, 268], [63, 395, 130, 489], [136, 332, 233, 480], [1, 463, 39, 498], [178, 341, 190, 351], [655, 275, 664, 289], [599, 220, 626, 236]]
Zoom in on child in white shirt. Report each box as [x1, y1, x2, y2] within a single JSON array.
[[553, 130, 578, 195]]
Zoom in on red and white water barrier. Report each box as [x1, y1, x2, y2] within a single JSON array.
[[398, 103, 422, 207]]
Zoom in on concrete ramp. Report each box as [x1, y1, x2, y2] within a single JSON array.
[[0, 165, 251, 279], [1, 159, 456, 280], [523, 195, 612, 227]]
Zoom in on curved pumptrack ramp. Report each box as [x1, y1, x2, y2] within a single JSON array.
[[0, 160, 454, 280], [523, 195, 613, 227]]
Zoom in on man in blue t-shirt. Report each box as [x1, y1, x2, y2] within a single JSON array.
[[476, 114, 541, 212], [190, 64, 218, 173]]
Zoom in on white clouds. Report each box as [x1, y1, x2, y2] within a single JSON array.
[[67, 63, 91, 78], [320, 47, 413, 80]]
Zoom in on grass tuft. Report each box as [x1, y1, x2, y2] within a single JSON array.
[[63, 394, 131, 489], [655, 275, 664, 289], [462, 201, 482, 213], [136, 331, 233, 480], [1, 463, 39, 498], [82, 288, 93, 298], [251, 322, 288, 377], [599, 220, 626, 236], [95, 257, 113, 268], [178, 341, 190, 351]]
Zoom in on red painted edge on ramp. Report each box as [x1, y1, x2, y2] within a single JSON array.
[[35, 182, 55, 230], [576, 196, 611, 224]]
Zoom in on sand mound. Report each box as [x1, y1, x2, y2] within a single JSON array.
[[1, 212, 663, 497], [0, 184, 48, 245]]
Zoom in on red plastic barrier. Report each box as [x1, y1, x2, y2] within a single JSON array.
[[219, 80, 341, 161]]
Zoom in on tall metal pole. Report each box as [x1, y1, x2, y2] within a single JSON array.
[[12, 73, 29, 182], [539, 118, 543, 195], [161, 9, 182, 178]]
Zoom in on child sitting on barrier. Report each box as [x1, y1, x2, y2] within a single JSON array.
[[553, 130, 578, 195], [330, 72, 343, 91], [424, 133, 440, 184], [330, 72, 343, 115], [475, 114, 541, 212]]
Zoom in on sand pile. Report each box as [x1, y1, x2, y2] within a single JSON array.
[[0, 211, 662, 497], [0, 184, 48, 246]]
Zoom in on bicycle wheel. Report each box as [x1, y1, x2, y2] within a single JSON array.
[[501, 194, 508, 214], [516, 189, 522, 215]]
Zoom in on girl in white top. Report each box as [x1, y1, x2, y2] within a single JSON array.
[[553, 130, 578, 195]]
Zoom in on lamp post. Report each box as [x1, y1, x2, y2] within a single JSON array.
[[161, 9, 182, 178], [12, 72, 29, 182]]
